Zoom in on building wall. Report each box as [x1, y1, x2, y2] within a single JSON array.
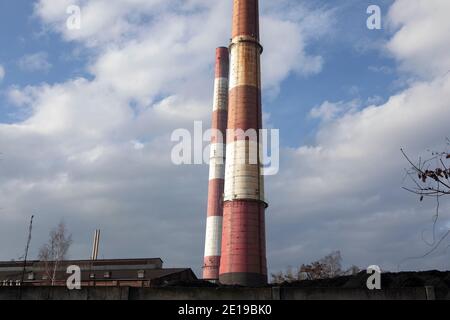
[[0, 286, 446, 300]]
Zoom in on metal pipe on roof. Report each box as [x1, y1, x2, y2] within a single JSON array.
[[91, 229, 100, 261]]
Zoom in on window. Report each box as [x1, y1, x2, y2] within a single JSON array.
[[27, 272, 34, 280], [137, 270, 145, 279]]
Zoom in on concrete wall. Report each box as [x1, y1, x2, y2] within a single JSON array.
[[1, 286, 445, 300], [130, 287, 273, 300], [279, 287, 429, 300], [0, 287, 130, 300]]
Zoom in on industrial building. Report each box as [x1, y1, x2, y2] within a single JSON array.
[[0, 258, 197, 288]]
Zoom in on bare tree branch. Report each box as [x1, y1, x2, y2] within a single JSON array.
[[400, 144, 450, 269], [38, 221, 72, 286]]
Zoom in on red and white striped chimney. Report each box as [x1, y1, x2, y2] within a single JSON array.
[[203, 47, 229, 281], [219, 0, 268, 286]]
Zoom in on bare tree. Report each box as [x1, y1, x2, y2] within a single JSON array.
[[300, 250, 343, 280], [401, 141, 450, 264], [271, 251, 347, 284], [38, 222, 72, 286]]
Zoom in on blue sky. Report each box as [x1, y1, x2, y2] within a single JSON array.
[[266, 0, 398, 147], [0, 0, 86, 123], [1, 0, 397, 143], [1, 0, 450, 276]]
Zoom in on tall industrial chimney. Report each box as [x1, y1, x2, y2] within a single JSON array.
[[219, 0, 267, 286], [203, 47, 229, 281]]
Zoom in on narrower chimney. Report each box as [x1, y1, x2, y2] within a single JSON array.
[[203, 47, 229, 281]]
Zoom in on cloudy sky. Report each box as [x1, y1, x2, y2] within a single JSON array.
[[1, 0, 450, 277]]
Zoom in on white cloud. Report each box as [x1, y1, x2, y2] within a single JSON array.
[[34, 0, 331, 98], [261, 16, 323, 93], [260, 1, 333, 94], [310, 100, 360, 122], [387, 0, 450, 79], [270, 74, 450, 271], [7, 86, 35, 106], [18, 52, 52, 72], [34, 0, 168, 46]]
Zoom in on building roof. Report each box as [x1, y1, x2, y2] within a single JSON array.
[[0, 257, 163, 268], [0, 258, 197, 286]]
